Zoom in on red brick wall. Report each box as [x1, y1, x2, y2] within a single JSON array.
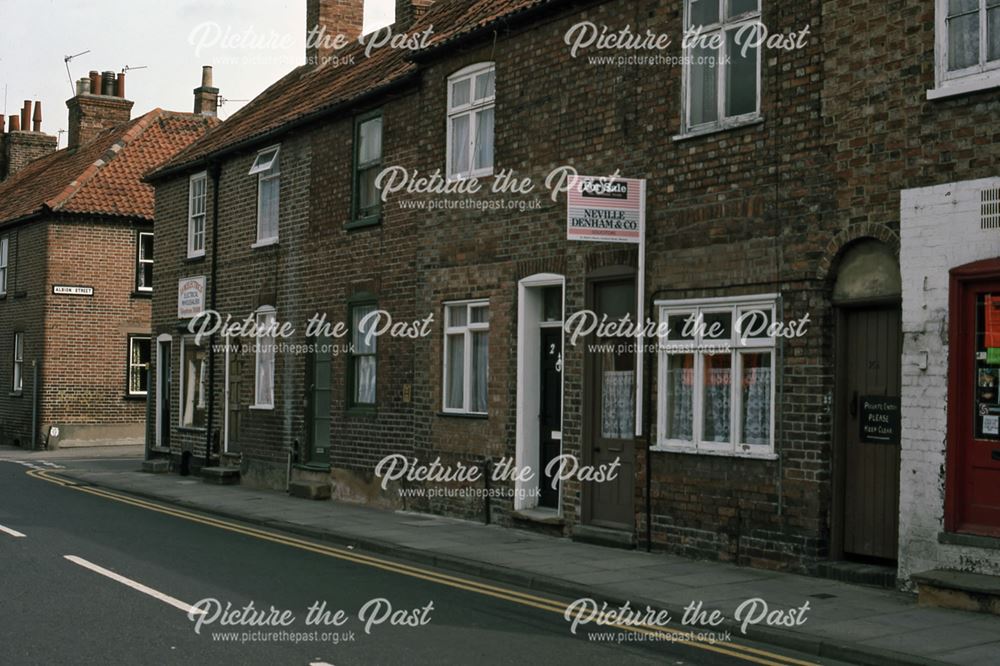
[[0, 215, 149, 447]]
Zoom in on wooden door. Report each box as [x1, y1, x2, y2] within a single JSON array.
[[585, 277, 636, 530], [306, 347, 332, 467], [951, 283, 1000, 534], [842, 306, 902, 561]]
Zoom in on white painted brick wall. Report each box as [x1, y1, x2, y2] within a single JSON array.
[[899, 176, 1000, 587]]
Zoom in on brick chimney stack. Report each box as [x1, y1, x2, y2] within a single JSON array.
[[66, 69, 134, 150], [395, 0, 434, 31], [193, 66, 220, 117], [306, 0, 364, 65], [0, 98, 58, 182]]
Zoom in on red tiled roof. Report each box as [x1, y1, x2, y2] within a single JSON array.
[[151, 0, 560, 178], [0, 109, 218, 225]]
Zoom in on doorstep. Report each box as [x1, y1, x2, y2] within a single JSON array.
[[201, 466, 240, 485], [912, 569, 1000, 616], [816, 560, 897, 589], [570, 524, 636, 549]]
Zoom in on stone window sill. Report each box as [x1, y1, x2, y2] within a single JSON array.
[[927, 71, 1000, 101]]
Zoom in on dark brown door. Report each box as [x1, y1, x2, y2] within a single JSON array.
[[539, 328, 562, 508], [158, 340, 171, 449], [585, 277, 636, 529], [842, 305, 902, 561]]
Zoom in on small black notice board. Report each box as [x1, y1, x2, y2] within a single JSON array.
[[860, 396, 901, 445]]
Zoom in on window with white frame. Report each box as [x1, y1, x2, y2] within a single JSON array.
[[936, 0, 1000, 87], [254, 307, 276, 408], [136, 232, 153, 292], [446, 63, 495, 180], [443, 301, 490, 414], [12, 332, 23, 393], [656, 295, 777, 456], [349, 302, 377, 408], [683, 0, 762, 134], [128, 335, 151, 396], [0, 236, 8, 295], [180, 336, 207, 428], [250, 146, 280, 244], [188, 173, 207, 258]]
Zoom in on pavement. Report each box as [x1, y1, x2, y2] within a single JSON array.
[[4, 446, 999, 666]]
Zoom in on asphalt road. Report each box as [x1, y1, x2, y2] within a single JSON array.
[[0, 455, 835, 666]]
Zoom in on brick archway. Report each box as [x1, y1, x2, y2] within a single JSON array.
[[818, 223, 900, 285]]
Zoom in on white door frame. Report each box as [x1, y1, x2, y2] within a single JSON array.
[[514, 273, 565, 512], [154, 333, 172, 450]]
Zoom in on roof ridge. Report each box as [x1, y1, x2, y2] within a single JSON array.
[[44, 109, 165, 212]]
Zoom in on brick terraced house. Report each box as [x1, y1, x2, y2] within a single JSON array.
[[146, 0, 1000, 600], [0, 69, 218, 449]]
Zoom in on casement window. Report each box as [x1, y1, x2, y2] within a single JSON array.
[[136, 232, 153, 292], [932, 0, 1000, 97], [349, 303, 377, 408], [180, 336, 207, 429], [250, 145, 280, 245], [352, 112, 383, 225], [682, 0, 762, 135], [0, 236, 8, 295], [253, 307, 276, 409], [656, 295, 777, 457], [128, 335, 151, 396], [188, 173, 207, 258], [12, 332, 23, 393], [446, 63, 495, 180], [443, 300, 490, 414]]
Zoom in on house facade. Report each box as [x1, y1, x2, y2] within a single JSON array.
[[0, 70, 218, 449], [147, 0, 1000, 591]]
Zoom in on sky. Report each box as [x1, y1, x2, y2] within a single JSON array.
[[0, 0, 395, 147]]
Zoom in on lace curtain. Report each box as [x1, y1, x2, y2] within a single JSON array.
[[602, 370, 634, 439], [742, 367, 771, 445]]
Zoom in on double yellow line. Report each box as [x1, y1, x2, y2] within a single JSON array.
[[27, 467, 816, 666]]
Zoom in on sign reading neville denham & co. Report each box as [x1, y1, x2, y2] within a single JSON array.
[[567, 175, 645, 244]]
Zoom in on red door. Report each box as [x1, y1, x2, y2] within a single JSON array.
[[948, 263, 1000, 536]]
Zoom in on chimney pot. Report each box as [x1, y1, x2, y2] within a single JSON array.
[[9, 116, 20, 132], [102, 71, 116, 96], [32, 101, 42, 132], [202, 65, 213, 87], [77, 78, 90, 96], [116, 72, 126, 98], [21, 101, 31, 132], [90, 71, 101, 95]]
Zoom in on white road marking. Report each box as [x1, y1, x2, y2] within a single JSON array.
[[64, 555, 206, 616], [0, 524, 26, 538], [310, 662, 336, 666]]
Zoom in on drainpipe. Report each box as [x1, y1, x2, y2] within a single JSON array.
[[31, 361, 39, 450], [643, 289, 673, 553], [205, 161, 222, 470]]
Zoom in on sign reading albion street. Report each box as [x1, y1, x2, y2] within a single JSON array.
[[178, 276, 207, 319], [52, 285, 94, 296], [860, 396, 901, 445], [567, 175, 645, 243]]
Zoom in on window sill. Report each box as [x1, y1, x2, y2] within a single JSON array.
[[437, 411, 488, 420], [177, 426, 207, 433], [185, 254, 206, 264], [650, 443, 777, 461], [927, 72, 1000, 100], [938, 531, 1000, 550], [131, 290, 153, 299], [294, 462, 332, 472], [251, 238, 279, 250], [248, 404, 274, 411], [346, 406, 377, 417], [345, 216, 381, 231], [447, 168, 494, 183], [9, 391, 23, 398], [124, 393, 148, 401], [673, 116, 765, 142]]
